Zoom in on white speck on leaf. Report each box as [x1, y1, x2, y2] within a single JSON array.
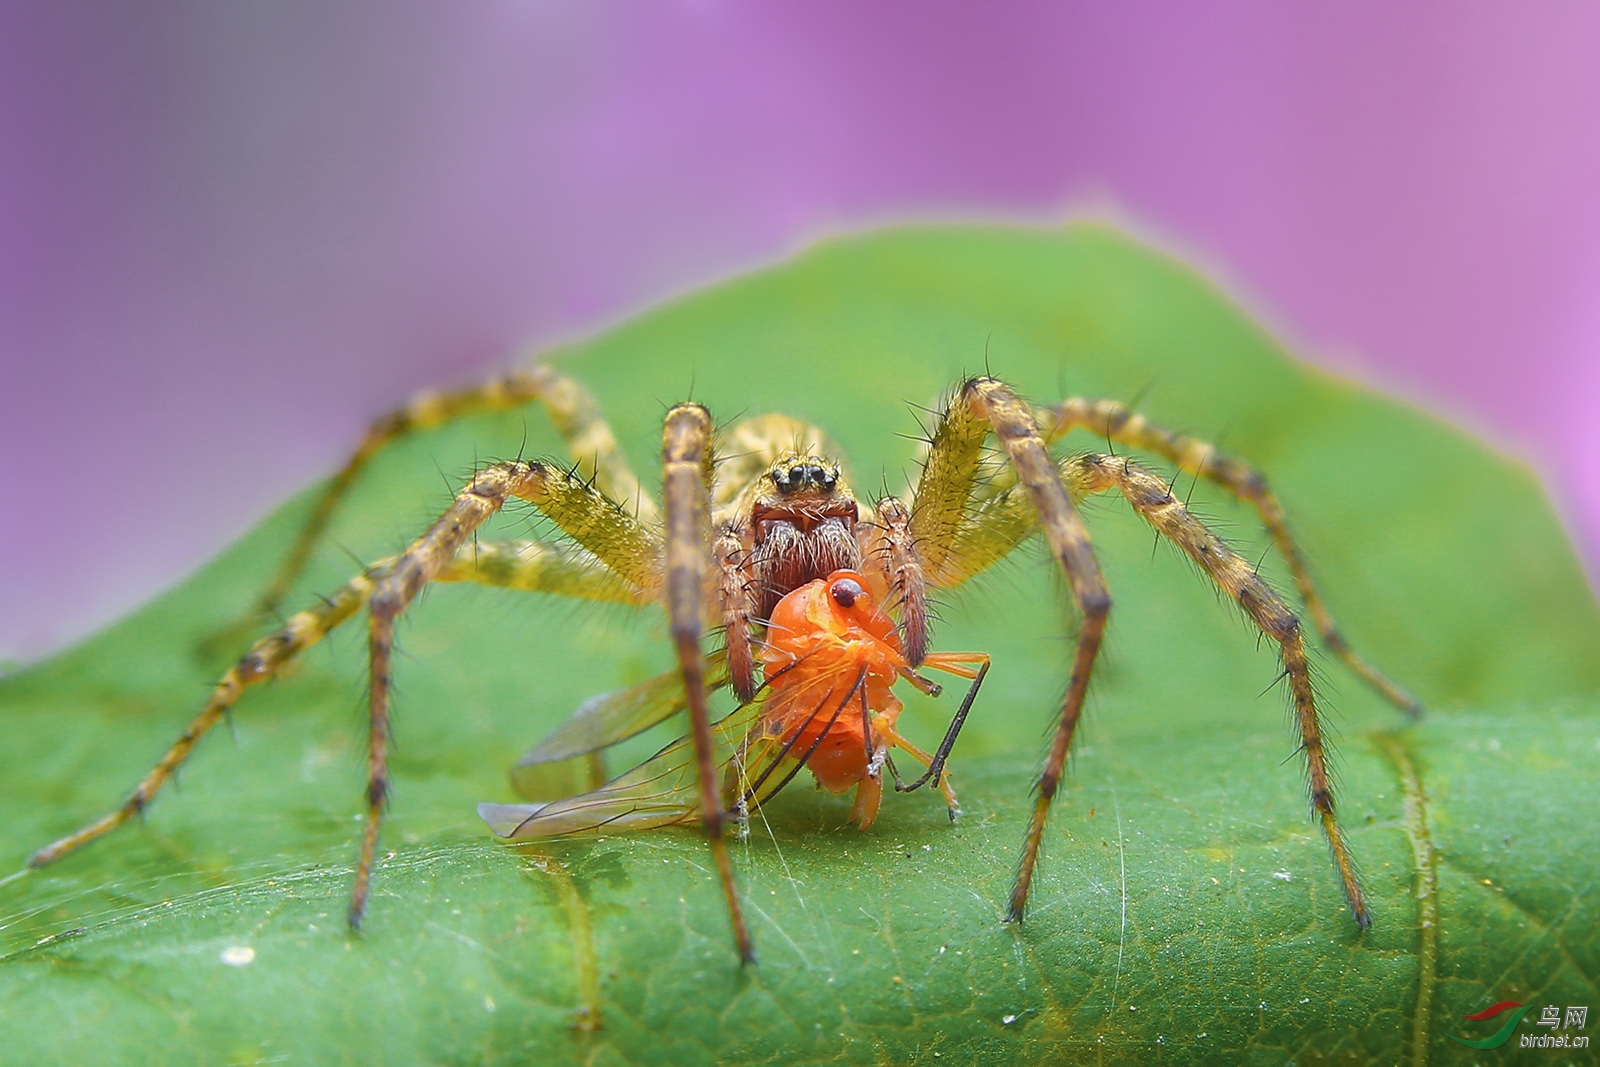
[[1002, 1014, 1017, 1025], [220, 945, 255, 967], [1273, 871, 1292, 882]]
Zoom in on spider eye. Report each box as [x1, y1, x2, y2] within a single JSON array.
[[817, 467, 837, 490], [829, 577, 865, 608]]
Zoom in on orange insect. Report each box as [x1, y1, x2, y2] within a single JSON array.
[[477, 569, 989, 839]]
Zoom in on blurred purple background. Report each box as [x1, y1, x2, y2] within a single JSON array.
[[3, 2, 1598, 665]]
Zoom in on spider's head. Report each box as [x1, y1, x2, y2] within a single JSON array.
[[768, 458, 840, 496], [748, 452, 858, 536]]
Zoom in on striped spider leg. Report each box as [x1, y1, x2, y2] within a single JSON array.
[[24, 449, 669, 926], [1038, 397, 1421, 717], [25, 374, 685, 936], [219, 358, 653, 636], [879, 377, 1414, 928]]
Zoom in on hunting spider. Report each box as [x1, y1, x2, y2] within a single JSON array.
[[25, 363, 1420, 965]]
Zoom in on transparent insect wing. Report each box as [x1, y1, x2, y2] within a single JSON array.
[[485, 659, 867, 840], [483, 699, 762, 839], [512, 650, 731, 775]]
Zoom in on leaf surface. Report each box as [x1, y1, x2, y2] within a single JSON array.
[[3, 225, 1597, 1065]]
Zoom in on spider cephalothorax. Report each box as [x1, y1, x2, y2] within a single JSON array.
[[27, 363, 1421, 967], [727, 449, 864, 700]]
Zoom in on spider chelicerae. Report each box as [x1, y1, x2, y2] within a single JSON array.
[[25, 363, 1420, 965]]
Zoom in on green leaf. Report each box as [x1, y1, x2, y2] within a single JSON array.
[[3, 224, 1596, 1065]]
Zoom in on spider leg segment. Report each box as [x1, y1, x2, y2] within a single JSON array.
[[1065, 451, 1370, 927], [1040, 397, 1421, 718], [355, 457, 668, 928], [662, 402, 756, 966], [255, 361, 655, 621], [360, 454, 678, 927], [714, 525, 759, 703], [26, 559, 396, 869], [434, 538, 653, 604], [31, 448, 674, 934], [870, 497, 928, 665], [906, 377, 1113, 923]]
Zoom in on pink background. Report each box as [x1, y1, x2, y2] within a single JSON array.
[[3, 3, 1598, 664]]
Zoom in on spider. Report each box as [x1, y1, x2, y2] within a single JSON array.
[[24, 362, 1420, 966]]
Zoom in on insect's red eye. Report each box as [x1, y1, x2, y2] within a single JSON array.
[[829, 577, 865, 608]]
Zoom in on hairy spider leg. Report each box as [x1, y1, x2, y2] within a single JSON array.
[[1064, 451, 1370, 927], [867, 497, 928, 665], [661, 402, 756, 966], [26, 559, 395, 869], [1039, 397, 1421, 717], [711, 524, 760, 703], [28, 453, 669, 927], [356, 457, 664, 928], [968, 380, 1114, 924], [252, 361, 657, 623], [907, 377, 1113, 924], [434, 538, 653, 604], [27, 535, 652, 875]]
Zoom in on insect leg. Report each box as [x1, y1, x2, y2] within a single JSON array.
[[874, 723, 961, 813], [1041, 397, 1420, 717], [255, 362, 657, 622], [850, 685, 884, 829], [922, 378, 1112, 924], [26, 559, 394, 870], [1068, 451, 1370, 928], [662, 402, 756, 966], [892, 652, 990, 795]]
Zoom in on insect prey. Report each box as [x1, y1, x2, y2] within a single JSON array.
[[479, 568, 988, 842]]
